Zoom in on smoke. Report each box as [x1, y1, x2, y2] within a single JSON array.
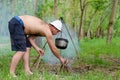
[[0, 1, 11, 36], [0, 0, 80, 64], [0, 0, 35, 36], [41, 24, 80, 64]]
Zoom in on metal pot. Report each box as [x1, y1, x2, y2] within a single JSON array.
[[55, 38, 68, 49]]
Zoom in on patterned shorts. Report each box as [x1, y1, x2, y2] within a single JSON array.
[[8, 16, 31, 51]]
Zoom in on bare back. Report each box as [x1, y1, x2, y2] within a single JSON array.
[[19, 15, 50, 36]]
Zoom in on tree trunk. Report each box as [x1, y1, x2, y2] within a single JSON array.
[[11, 0, 17, 15], [96, 14, 109, 38], [34, 0, 37, 14], [87, 10, 97, 38], [96, 5, 110, 38], [69, 0, 73, 29], [107, 0, 118, 44], [34, 0, 42, 47], [78, 0, 86, 41], [54, 0, 58, 19]]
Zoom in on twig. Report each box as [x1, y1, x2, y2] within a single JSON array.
[[31, 41, 47, 70]]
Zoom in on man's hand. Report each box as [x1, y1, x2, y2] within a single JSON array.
[[36, 47, 44, 56]]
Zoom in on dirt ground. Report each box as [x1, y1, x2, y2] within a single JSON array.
[[30, 56, 120, 76]]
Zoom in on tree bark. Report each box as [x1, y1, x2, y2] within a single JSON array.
[[87, 10, 97, 38], [69, 0, 73, 29], [11, 0, 17, 15], [78, 0, 86, 41], [95, 4, 110, 38], [34, 0, 37, 14], [54, 0, 58, 19], [107, 0, 118, 44]]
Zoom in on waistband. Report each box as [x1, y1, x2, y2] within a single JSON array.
[[14, 16, 24, 27]]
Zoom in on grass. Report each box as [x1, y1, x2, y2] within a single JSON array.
[[0, 37, 120, 80], [79, 37, 120, 64]]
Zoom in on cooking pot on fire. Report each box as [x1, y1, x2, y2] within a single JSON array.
[[55, 38, 68, 49]]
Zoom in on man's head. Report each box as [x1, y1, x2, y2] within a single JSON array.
[[50, 20, 62, 31]]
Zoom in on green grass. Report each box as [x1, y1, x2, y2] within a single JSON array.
[[79, 37, 120, 65], [81, 37, 120, 56], [0, 37, 120, 80]]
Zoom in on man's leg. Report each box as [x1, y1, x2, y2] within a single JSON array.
[[10, 51, 25, 76], [23, 48, 33, 75]]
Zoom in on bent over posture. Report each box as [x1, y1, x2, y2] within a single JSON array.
[[8, 15, 67, 77]]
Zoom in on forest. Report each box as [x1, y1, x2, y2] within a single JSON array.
[[0, 0, 120, 80], [0, 0, 120, 42]]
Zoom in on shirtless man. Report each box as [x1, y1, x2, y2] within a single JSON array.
[[8, 15, 68, 77]]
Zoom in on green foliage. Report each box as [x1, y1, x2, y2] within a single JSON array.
[[36, 0, 54, 19], [0, 0, 120, 38], [90, 0, 109, 10]]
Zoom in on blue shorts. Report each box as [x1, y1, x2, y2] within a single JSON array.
[[8, 16, 31, 51]]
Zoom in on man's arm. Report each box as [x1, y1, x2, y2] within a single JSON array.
[[46, 34, 63, 61], [28, 36, 44, 56]]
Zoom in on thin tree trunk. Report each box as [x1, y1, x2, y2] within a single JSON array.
[[96, 5, 110, 38], [11, 0, 17, 15], [96, 13, 108, 38], [69, 0, 73, 29], [107, 0, 118, 44], [87, 10, 97, 38], [78, 0, 86, 41], [54, 0, 58, 19], [34, 0, 37, 14], [33, 0, 42, 47]]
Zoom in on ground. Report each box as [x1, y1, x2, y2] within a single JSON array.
[[30, 56, 120, 77]]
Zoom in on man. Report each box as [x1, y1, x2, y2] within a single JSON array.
[[8, 15, 68, 77]]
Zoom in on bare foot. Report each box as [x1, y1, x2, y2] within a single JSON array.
[[10, 73, 17, 77], [25, 70, 33, 75]]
